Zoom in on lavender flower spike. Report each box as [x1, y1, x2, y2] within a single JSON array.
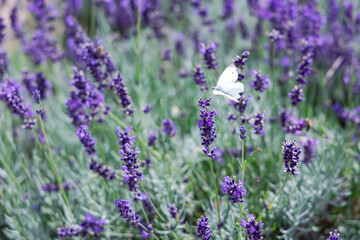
[[199, 42, 217, 70], [251, 71, 270, 92], [328, 229, 340, 240], [193, 64, 207, 92], [288, 85, 305, 106], [89, 160, 117, 180], [221, 176, 247, 203], [114, 199, 139, 225], [162, 119, 178, 137], [239, 126, 246, 139], [198, 98, 217, 159], [282, 139, 301, 175], [233, 51, 250, 70], [77, 125, 97, 155], [241, 214, 264, 240], [195, 215, 212, 240]]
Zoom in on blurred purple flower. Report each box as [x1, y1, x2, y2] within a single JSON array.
[[79, 213, 105, 237], [162, 119, 178, 137], [77, 125, 97, 155], [0, 50, 8, 79], [0, 17, 5, 44], [200, 42, 217, 70], [328, 229, 340, 240], [193, 65, 207, 92], [222, 0, 234, 19], [251, 71, 270, 92], [233, 51, 250, 70], [148, 130, 157, 146], [300, 134, 318, 163], [169, 204, 178, 219], [252, 112, 265, 135], [90, 160, 117, 180], [288, 85, 305, 106], [57, 226, 82, 239], [22, 71, 53, 100]]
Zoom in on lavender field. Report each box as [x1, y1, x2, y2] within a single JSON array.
[[0, 0, 359, 239]]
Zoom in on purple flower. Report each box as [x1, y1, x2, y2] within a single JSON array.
[[195, 215, 212, 240], [66, 67, 108, 127], [0, 50, 9, 79], [328, 229, 340, 240], [162, 119, 178, 137], [288, 85, 305, 106], [175, 34, 185, 56], [143, 105, 152, 114], [241, 214, 264, 240], [252, 112, 265, 135], [239, 126, 246, 140], [222, 0, 234, 19], [116, 127, 143, 193], [114, 199, 139, 225], [231, 94, 251, 114], [169, 204, 178, 219], [10, 6, 25, 41], [162, 48, 172, 61], [0, 17, 5, 45], [193, 65, 207, 92], [57, 226, 82, 239], [82, 41, 116, 91], [22, 71, 53, 100], [280, 110, 306, 135], [221, 176, 247, 203], [64, 14, 86, 65], [200, 42, 217, 70], [233, 51, 250, 70], [0, 78, 35, 129], [282, 139, 301, 175], [198, 98, 217, 159], [79, 213, 105, 237], [300, 134, 318, 163], [148, 130, 157, 146], [238, 18, 249, 39], [110, 72, 133, 115], [251, 71, 270, 92], [296, 51, 313, 84], [89, 160, 117, 180], [41, 182, 74, 192], [77, 125, 97, 155]]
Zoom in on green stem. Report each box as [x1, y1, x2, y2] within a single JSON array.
[[135, 0, 142, 115], [37, 112, 73, 219], [0, 153, 24, 195], [268, 173, 290, 212], [139, 181, 165, 222], [89, 0, 96, 38], [208, 156, 221, 225], [138, 201, 150, 226]]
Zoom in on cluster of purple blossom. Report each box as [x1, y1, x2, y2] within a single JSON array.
[[57, 213, 105, 238], [41, 182, 75, 192], [197, 98, 217, 159], [116, 126, 143, 196]]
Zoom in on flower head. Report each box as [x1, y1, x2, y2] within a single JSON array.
[[77, 125, 97, 155], [162, 119, 178, 137], [221, 176, 247, 203], [233, 51, 250, 69], [193, 65, 207, 92], [195, 215, 212, 240], [169, 204, 178, 219], [110, 72, 133, 115], [198, 98, 217, 159], [33, 89, 41, 104], [79, 213, 105, 237], [114, 199, 139, 225], [200, 42, 217, 70], [251, 71, 270, 92], [328, 229, 340, 240], [252, 112, 265, 135], [239, 126, 246, 140], [288, 85, 305, 106], [241, 214, 264, 240], [300, 134, 318, 163], [282, 139, 301, 175], [89, 160, 117, 180], [57, 226, 82, 239]]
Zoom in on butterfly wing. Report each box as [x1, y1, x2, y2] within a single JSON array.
[[216, 64, 238, 86], [213, 64, 244, 102]]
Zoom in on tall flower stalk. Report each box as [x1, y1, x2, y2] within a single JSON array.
[[197, 98, 221, 228], [33, 90, 73, 220]]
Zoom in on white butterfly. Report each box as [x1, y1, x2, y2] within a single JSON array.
[[213, 64, 244, 102]]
